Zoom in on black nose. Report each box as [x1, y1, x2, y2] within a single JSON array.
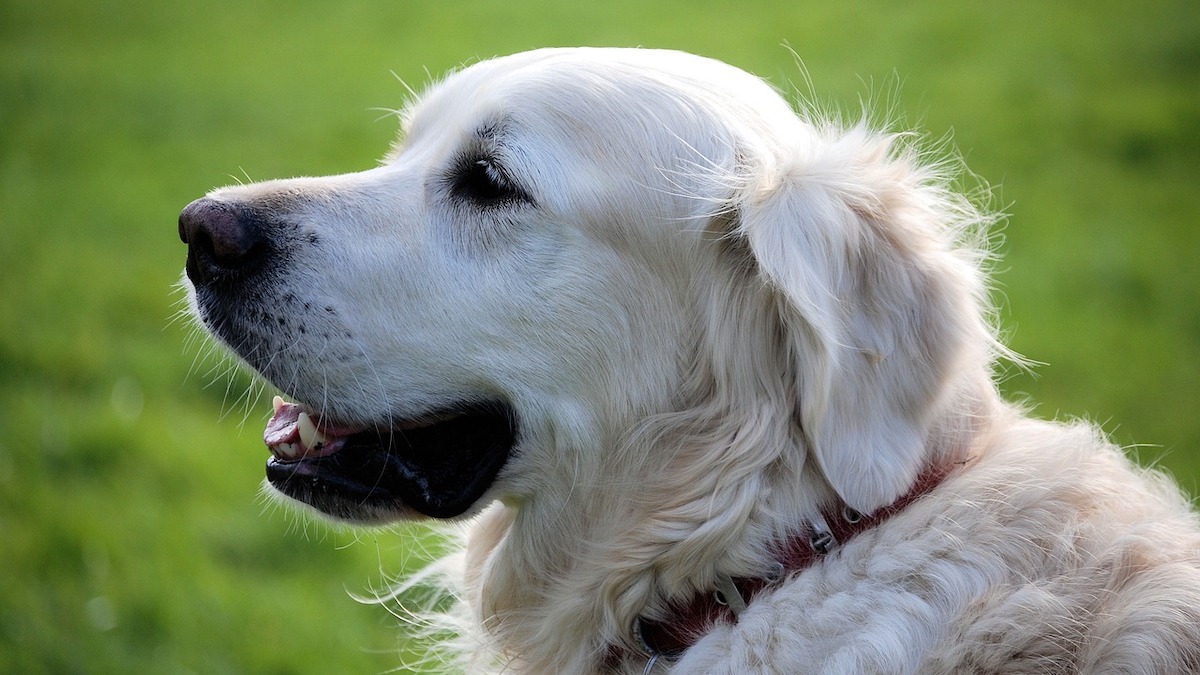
[[178, 197, 268, 285]]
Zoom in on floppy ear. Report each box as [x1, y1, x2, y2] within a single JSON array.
[[737, 130, 982, 514]]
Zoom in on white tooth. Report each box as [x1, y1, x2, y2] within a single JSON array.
[[297, 412, 328, 449], [276, 442, 299, 459], [273, 395, 286, 414]]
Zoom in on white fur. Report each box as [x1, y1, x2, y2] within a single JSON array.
[[195, 48, 1200, 673]]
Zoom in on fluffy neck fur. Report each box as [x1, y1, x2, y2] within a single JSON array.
[[459, 396, 993, 674], [455, 273, 996, 673]]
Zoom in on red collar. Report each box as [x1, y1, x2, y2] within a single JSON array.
[[609, 460, 958, 668]]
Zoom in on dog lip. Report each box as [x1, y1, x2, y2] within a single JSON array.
[[263, 397, 518, 520]]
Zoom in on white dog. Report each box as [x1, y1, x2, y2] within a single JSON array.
[[179, 48, 1200, 673]]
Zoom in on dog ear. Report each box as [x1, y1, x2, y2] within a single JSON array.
[[737, 130, 981, 514]]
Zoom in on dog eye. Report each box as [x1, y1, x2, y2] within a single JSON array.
[[454, 157, 530, 206]]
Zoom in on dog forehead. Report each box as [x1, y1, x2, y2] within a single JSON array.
[[404, 48, 777, 146]]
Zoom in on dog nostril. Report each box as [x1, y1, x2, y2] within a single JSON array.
[[179, 197, 268, 283]]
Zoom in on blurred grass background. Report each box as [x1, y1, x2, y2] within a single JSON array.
[[1, 0, 1197, 672]]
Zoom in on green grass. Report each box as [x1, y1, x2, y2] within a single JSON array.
[[2, 1, 1197, 672]]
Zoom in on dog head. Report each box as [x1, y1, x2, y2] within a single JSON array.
[[179, 47, 995, 526]]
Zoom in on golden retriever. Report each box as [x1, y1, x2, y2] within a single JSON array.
[[179, 48, 1200, 673]]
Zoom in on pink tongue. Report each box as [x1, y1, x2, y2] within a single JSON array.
[[263, 400, 366, 454], [264, 401, 303, 446]]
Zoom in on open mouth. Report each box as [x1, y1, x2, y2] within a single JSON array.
[[263, 396, 518, 521]]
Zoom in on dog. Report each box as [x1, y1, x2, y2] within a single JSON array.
[[179, 47, 1200, 673]]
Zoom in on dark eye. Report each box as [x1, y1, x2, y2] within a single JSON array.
[[453, 157, 530, 206]]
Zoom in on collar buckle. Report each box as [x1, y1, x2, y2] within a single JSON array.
[[807, 514, 838, 554]]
